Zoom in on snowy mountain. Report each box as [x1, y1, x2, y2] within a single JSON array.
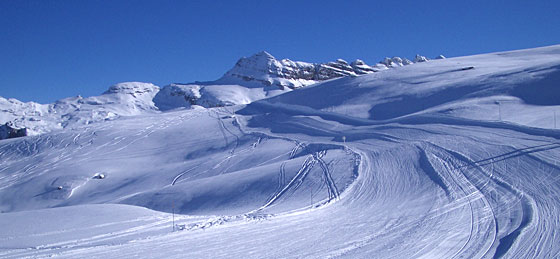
[[0, 51, 435, 139], [151, 51, 438, 112], [1, 45, 559, 258], [0, 82, 159, 138], [217, 50, 437, 88]]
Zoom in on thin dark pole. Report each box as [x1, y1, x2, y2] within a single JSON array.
[[554, 110, 557, 129], [172, 201, 175, 232]]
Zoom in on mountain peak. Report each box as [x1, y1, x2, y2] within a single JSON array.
[[414, 54, 429, 63], [252, 50, 275, 59]]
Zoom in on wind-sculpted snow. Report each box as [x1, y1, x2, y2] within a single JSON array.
[[1, 45, 560, 258]]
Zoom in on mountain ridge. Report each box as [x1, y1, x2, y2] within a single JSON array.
[[0, 51, 438, 139]]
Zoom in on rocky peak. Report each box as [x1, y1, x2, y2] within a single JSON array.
[[414, 55, 429, 63], [351, 59, 376, 74]]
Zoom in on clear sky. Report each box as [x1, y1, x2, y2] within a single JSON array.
[[1, 0, 559, 103]]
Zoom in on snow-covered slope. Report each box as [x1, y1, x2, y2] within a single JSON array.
[[258, 46, 560, 128], [0, 82, 160, 138], [1, 45, 559, 258]]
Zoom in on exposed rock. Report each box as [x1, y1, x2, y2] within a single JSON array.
[[0, 122, 28, 140], [351, 59, 376, 74], [315, 59, 357, 80], [414, 55, 429, 63]]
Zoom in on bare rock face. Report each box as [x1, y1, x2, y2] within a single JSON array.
[[0, 122, 27, 140], [351, 59, 376, 74], [315, 59, 358, 80]]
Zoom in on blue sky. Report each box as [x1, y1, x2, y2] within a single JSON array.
[[1, 0, 559, 103]]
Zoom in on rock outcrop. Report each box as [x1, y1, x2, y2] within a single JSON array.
[[0, 122, 27, 140]]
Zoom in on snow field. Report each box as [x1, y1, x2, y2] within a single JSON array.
[[1, 45, 560, 258]]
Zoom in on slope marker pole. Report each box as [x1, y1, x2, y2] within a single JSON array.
[[498, 102, 502, 121]]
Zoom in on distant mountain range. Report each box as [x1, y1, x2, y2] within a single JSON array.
[[0, 51, 442, 139]]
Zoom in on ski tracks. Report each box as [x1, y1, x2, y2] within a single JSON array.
[[314, 150, 340, 201], [442, 146, 538, 259], [259, 154, 316, 210], [430, 150, 497, 259], [425, 142, 540, 258], [260, 147, 341, 211]]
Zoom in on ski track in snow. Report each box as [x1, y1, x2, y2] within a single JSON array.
[[2, 109, 559, 258], [314, 150, 340, 201], [2, 45, 560, 258]]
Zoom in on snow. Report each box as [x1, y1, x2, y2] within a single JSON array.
[[0, 52, 433, 137], [0, 82, 160, 137], [1, 45, 560, 258], [153, 83, 285, 110]]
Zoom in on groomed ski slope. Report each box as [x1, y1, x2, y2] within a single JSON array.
[[1, 45, 560, 258]]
